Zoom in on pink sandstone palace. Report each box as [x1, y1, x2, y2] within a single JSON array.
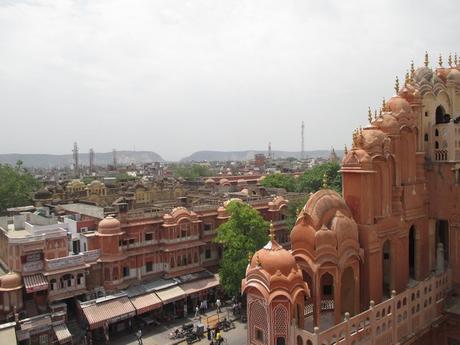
[[242, 53, 460, 345]]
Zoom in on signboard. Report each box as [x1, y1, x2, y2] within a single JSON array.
[[46, 255, 83, 271], [21, 252, 43, 264], [23, 261, 44, 273]]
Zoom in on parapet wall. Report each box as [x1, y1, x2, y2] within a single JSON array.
[[293, 270, 451, 345]]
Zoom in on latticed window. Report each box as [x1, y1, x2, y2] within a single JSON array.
[[273, 304, 288, 336], [250, 300, 267, 343]]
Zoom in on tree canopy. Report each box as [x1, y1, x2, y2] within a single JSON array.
[[171, 163, 212, 181], [0, 161, 39, 214], [260, 173, 297, 192], [214, 201, 268, 296], [297, 161, 342, 194], [261, 161, 342, 194]]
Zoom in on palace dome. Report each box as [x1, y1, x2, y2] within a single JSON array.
[[251, 241, 297, 277], [413, 66, 433, 83], [291, 215, 316, 253], [447, 69, 460, 84], [374, 114, 399, 134], [97, 216, 122, 235], [290, 189, 360, 263], [1, 272, 22, 290], [386, 95, 411, 115]]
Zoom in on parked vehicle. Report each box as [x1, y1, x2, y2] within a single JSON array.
[[185, 323, 204, 344]]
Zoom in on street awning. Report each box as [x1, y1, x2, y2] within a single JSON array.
[[180, 275, 220, 296], [82, 296, 135, 330], [23, 273, 48, 293], [130, 293, 162, 315], [155, 286, 186, 304], [53, 323, 72, 344]]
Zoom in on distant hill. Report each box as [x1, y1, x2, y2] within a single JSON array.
[[0, 151, 164, 168], [180, 150, 343, 162]]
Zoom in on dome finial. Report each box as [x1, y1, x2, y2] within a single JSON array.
[[368, 107, 372, 124], [374, 109, 378, 121], [405, 70, 410, 85], [344, 144, 348, 155], [410, 60, 415, 79], [382, 97, 386, 111], [455, 53, 458, 66], [322, 173, 329, 189], [394, 76, 400, 94], [269, 221, 275, 241], [438, 54, 443, 67], [424, 51, 429, 67], [448, 53, 453, 67]]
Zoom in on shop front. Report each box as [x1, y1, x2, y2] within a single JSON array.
[[155, 286, 186, 321], [80, 295, 135, 343], [181, 274, 220, 313]]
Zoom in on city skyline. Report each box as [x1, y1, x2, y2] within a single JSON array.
[[0, 0, 458, 160]]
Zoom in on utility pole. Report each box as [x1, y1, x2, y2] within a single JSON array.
[[301, 121, 305, 160], [113, 149, 117, 170]]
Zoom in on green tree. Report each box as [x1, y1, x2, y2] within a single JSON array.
[[260, 173, 297, 192], [297, 162, 342, 194], [285, 195, 309, 231], [171, 164, 211, 180], [214, 201, 268, 296], [0, 161, 40, 214]]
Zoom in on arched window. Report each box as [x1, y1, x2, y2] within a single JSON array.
[[424, 133, 428, 142], [77, 273, 84, 286], [50, 279, 57, 291], [435, 129, 439, 137], [435, 141, 440, 149], [436, 105, 446, 124], [297, 335, 303, 345], [170, 257, 175, 268]]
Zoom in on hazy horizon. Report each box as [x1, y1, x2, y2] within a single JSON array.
[[0, 0, 458, 160]]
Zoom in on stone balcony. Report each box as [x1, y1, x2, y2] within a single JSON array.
[[294, 270, 451, 345], [45, 250, 100, 272]]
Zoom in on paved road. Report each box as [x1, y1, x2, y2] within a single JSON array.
[[109, 308, 247, 345]]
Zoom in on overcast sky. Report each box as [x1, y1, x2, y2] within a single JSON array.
[[0, 0, 457, 160]]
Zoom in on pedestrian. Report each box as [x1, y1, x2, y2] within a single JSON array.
[[215, 331, 222, 344], [207, 325, 211, 340], [216, 298, 221, 313], [200, 300, 205, 314], [204, 299, 208, 310], [136, 329, 143, 345], [195, 305, 200, 319]]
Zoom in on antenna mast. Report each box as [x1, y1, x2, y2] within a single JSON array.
[[72, 142, 79, 177], [89, 148, 95, 173]]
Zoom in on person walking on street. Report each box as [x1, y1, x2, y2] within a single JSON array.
[[216, 298, 221, 313], [207, 325, 211, 340], [136, 329, 143, 345]]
